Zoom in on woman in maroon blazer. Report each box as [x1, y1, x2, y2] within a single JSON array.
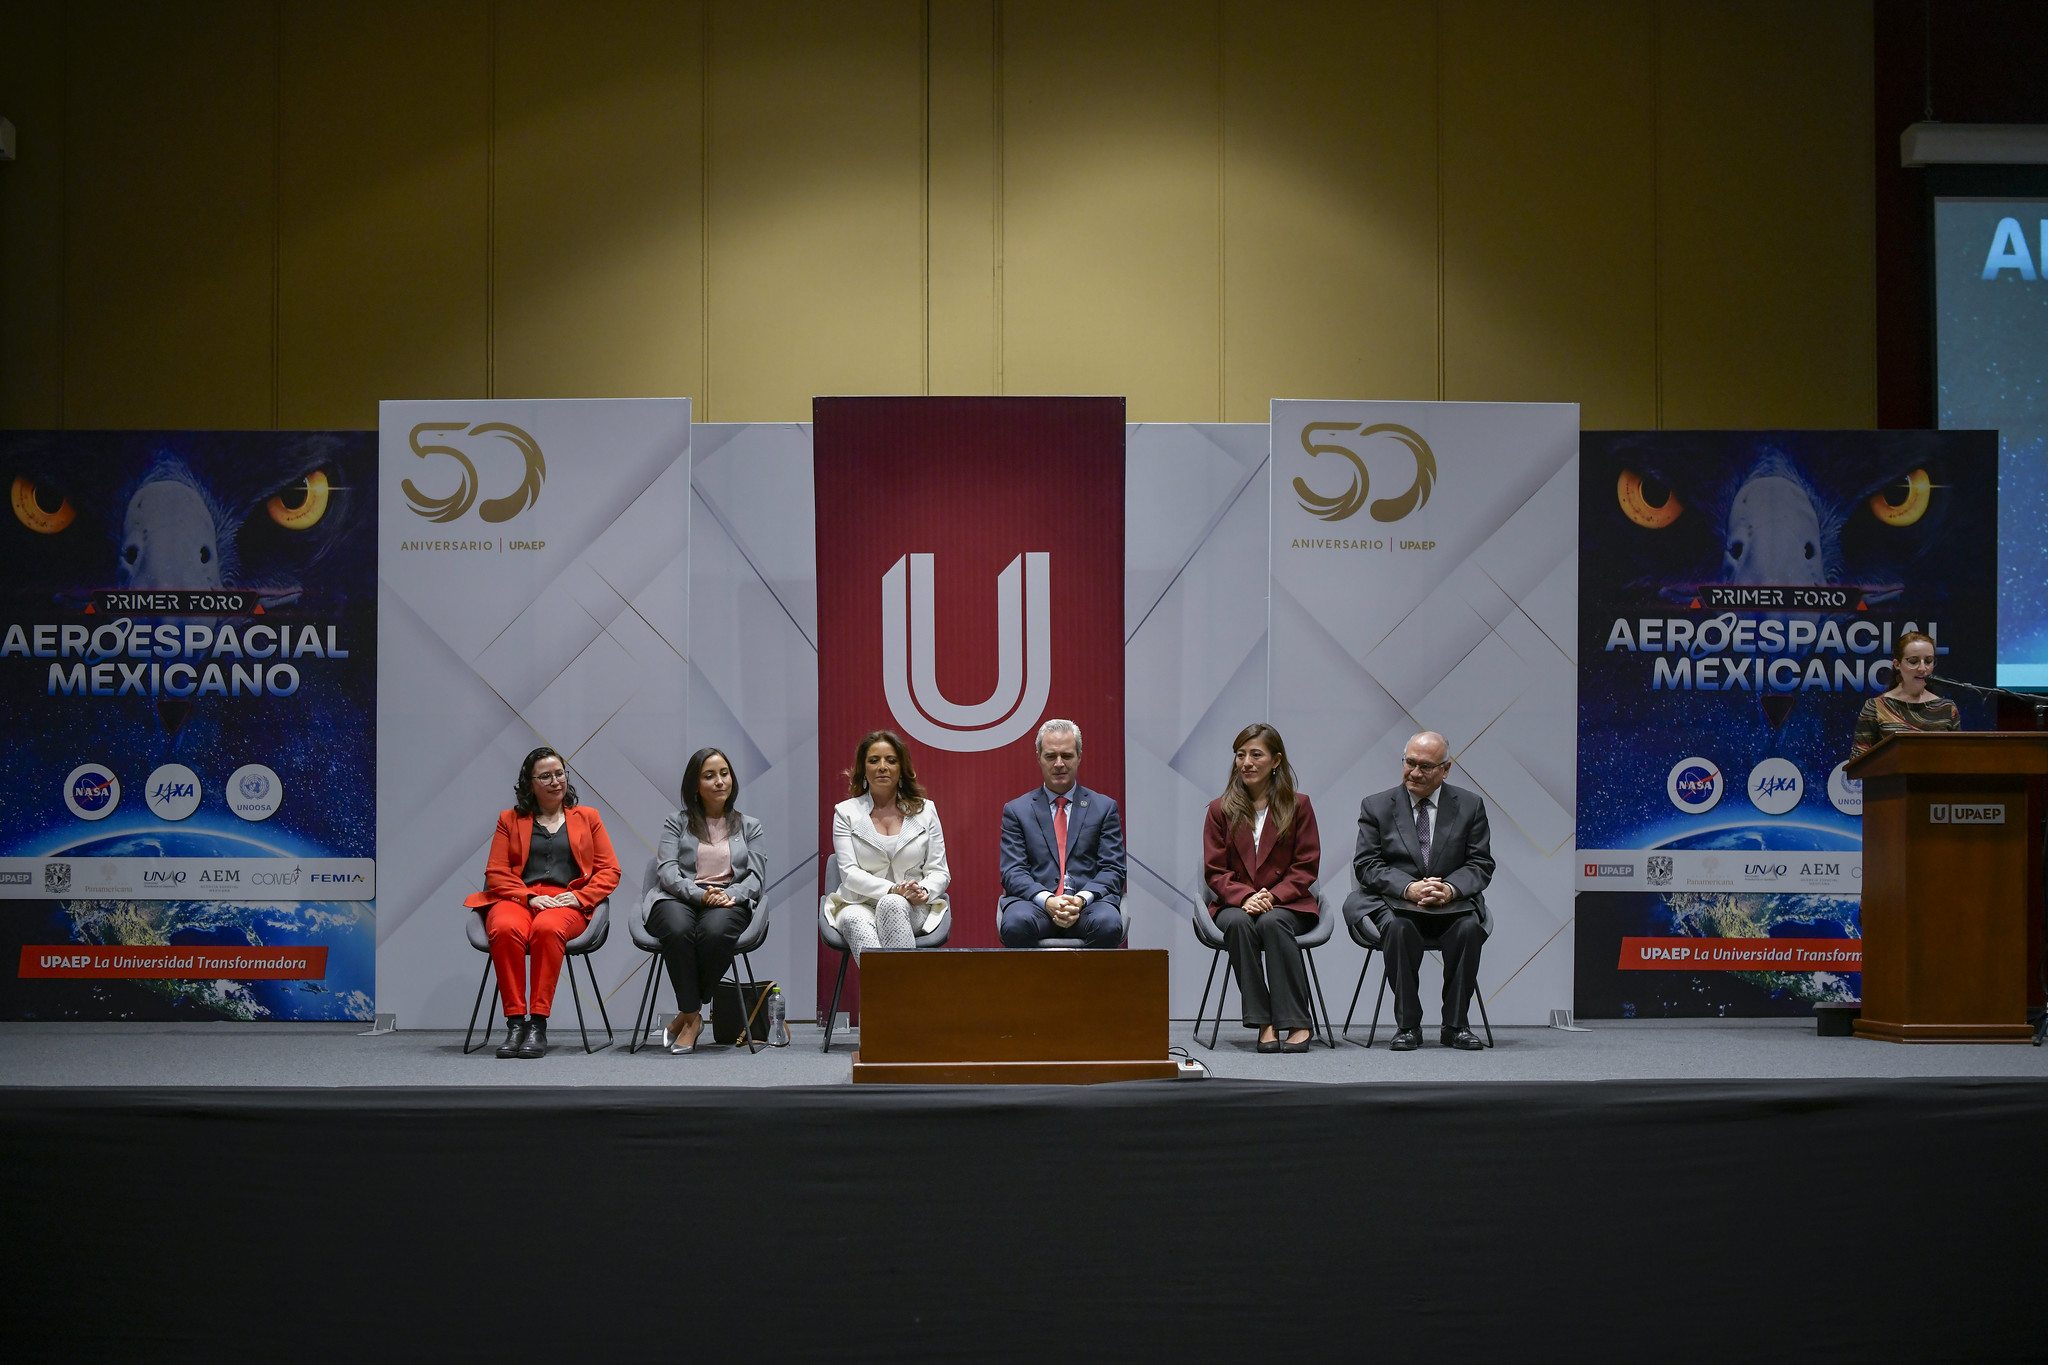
[[1203, 723, 1322, 1053], [464, 746, 621, 1058]]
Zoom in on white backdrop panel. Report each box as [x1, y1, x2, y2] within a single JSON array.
[[1268, 400, 1579, 1027], [377, 399, 691, 1030]]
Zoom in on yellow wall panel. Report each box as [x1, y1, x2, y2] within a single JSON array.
[[0, 1, 67, 427], [1001, 0, 1221, 420], [926, 0, 1000, 396], [64, 0, 276, 428], [1656, 0, 1875, 428], [1221, 0, 1438, 416], [277, 0, 489, 429], [494, 0, 704, 402], [705, 0, 927, 421], [1440, 0, 1658, 427]]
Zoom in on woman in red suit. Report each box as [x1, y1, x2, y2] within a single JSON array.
[[464, 746, 621, 1058], [1203, 723, 1322, 1054]]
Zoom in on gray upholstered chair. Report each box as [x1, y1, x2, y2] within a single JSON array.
[[1190, 885, 1336, 1049], [1340, 887, 1495, 1047], [461, 896, 614, 1054], [627, 855, 776, 1054], [818, 854, 952, 1053]]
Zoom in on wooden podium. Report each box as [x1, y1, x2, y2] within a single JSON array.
[[1846, 731, 2048, 1043], [851, 949, 1180, 1084]]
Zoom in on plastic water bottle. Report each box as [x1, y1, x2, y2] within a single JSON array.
[[766, 985, 787, 1045]]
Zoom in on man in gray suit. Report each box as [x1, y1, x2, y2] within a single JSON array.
[[1348, 731, 1494, 1051]]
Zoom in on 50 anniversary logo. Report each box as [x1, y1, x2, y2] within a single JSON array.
[[1294, 422, 1437, 523], [404, 422, 547, 523]]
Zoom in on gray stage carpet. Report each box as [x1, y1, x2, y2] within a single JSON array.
[[4, 1016, 2048, 1087]]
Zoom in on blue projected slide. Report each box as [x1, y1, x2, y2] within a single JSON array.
[[1936, 198, 2048, 687]]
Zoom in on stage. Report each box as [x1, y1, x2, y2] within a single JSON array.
[[3, 1021, 2046, 1362]]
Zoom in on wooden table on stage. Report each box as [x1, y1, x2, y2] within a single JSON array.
[[1847, 731, 2048, 1043], [852, 949, 1180, 1084]]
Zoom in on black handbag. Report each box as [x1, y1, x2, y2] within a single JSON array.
[[710, 979, 777, 1045]]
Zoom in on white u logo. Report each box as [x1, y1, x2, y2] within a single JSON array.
[[882, 552, 1052, 752]]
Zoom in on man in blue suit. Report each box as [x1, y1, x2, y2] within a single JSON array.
[[998, 718, 1126, 947]]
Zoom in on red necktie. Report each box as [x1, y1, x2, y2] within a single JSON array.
[[1053, 796, 1069, 894]]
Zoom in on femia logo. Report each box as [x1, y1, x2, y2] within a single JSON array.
[[881, 553, 1050, 752], [404, 422, 547, 523]]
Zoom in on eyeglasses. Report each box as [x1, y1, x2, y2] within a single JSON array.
[[533, 772, 568, 785], [1402, 757, 1447, 771]]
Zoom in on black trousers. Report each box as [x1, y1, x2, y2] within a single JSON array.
[[646, 898, 751, 1014], [1213, 905, 1314, 1031], [1375, 907, 1485, 1034]]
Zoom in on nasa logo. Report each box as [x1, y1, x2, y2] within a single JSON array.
[[62, 763, 122, 822], [143, 763, 202, 821], [1747, 757, 1804, 816], [227, 763, 284, 822], [1665, 757, 1724, 814]]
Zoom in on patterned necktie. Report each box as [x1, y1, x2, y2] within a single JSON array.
[[1415, 797, 1432, 872], [1053, 796, 1070, 893]]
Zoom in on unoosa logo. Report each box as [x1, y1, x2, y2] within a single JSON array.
[[881, 552, 1050, 752], [226, 763, 284, 822]]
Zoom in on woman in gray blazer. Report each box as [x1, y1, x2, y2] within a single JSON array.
[[644, 747, 767, 1053]]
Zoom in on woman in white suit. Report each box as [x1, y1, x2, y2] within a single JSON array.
[[824, 729, 949, 960]]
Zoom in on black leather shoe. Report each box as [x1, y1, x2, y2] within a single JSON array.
[[1256, 1038, 1282, 1054], [1441, 1027, 1484, 1051], [1389, 1028, 1422, 1051], [517, 1018, 548, 1058], [1281, 1035, 1312, 1054], [495, 1017, 529, 1059]]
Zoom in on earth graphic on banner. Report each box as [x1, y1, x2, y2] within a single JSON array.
[[1662, 890, 1861, 1006], [38, 824, 374, 1021]]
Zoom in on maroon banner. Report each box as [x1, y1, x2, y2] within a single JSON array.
[[814, 397, 1126, 1019]]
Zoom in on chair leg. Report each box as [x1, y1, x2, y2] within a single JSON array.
[[1207, 961, 1232, 1050], [586, 953, 615, 1047], [463, 958, 495, 1055], [730, 956, 760, 1055], [1342, 949, 1375, 1039], [1193, 948, 1222, 1050], [629, 951, 659, 1054], [1474, 981, 1495, 1048], [822, 950, 850, 1053], [564, 952, 595, 1054], [1368, 963, 1391, 1048], [1305, 949, 1337, 1049]]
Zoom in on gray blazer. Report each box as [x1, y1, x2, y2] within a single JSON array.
[[1349, 781, 1494, 925], [641, 809, 768, 926]]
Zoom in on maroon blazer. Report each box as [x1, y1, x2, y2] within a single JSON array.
[[1202, 793, 1321, 916]]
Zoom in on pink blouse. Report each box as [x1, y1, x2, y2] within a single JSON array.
[[695, 816, 733, 886]]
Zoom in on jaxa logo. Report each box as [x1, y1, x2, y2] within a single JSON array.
[[144, 763, 201, 821], [404, 421, 546, 523]]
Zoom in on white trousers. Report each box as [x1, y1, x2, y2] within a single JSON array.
[[837, 893, 917, 963]]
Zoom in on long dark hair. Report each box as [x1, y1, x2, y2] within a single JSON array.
[[513, 746, 578, 816], [1220, 722, 1298, 836], [680, 746, 740, 841], [846, 729, 926, 815]]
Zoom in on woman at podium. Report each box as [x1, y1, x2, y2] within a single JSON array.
[[1849, 630, 1959, 760], [823, 730, 950, 961], [1201, 723, 1322, 1053], [646, 747, 768, 1054]]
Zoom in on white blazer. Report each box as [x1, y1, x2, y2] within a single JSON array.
[[823, 793, 950, 935]]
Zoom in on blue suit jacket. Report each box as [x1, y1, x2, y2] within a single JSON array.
[[999, 784, 1125, 908]]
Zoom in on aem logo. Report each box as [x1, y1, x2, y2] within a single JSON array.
[[1294, 422, 1437, 524], [404, 422, 547, 523]]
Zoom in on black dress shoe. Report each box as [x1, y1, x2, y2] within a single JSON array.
[[1280, 1036, 1312, 1054], [1389, 1028, 1422, 1051], [495, 1017, 529, 1059], [1441, 1027, 1485, 1051], [1256, 1038, 1282, 1054], [517, 1018, 548, 1058]]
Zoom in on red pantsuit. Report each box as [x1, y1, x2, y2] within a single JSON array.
[[464, 805, 621, 1019], [481, 892, 590, 1018]]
